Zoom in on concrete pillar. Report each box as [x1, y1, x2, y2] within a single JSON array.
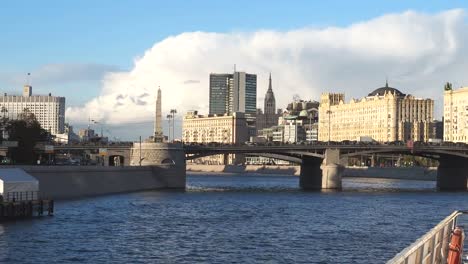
[[299, 149, 344, 190], [321, 149, 344, 189], [437, 156, 468, 191], [299, 156, 323, 190]]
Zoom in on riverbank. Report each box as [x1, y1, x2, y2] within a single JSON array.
[[186, 164, 437, 181], [1, 165, 186, 200]]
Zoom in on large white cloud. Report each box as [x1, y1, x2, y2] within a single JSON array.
[[66, 9, 468, 126]]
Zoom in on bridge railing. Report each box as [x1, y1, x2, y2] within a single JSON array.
[[2, 191, 45, 202], [387, 210, 467, 264]]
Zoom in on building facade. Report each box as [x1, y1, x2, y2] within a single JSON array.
[[318, 83, 435, 142], [444, 86, 468, 142], [209, 72, 257, 115], [306, 123, 319, 142], [182, 111, 249, 164], [0, 85, 65, 134], [283, 119, 306, 143]]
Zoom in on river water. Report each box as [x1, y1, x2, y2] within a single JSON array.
[[1, 174, 468, 263]]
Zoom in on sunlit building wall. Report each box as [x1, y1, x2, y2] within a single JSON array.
[[318, 83, 434, 142]]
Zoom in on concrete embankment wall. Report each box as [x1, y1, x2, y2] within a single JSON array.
[[187, 164, 437, 181], [2, 165, 185, 199], [343, 166, 437, 181], [187, 164, 301, 175]]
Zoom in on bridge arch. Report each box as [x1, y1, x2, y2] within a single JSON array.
[[109, 155, 124, 166], [161, 158, 175, 164], [186, 152, 305, 164]]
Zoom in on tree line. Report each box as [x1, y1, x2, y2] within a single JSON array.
[[1, 109, 50, 164]]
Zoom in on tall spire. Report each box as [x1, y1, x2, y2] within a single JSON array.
[[268, 72, 272, 91], [264, 73, 276, 115], [385, 77, 388, 88]]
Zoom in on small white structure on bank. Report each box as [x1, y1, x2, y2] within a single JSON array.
[[0, 169, 39, 200]]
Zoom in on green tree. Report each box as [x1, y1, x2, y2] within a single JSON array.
[[444, 82, 452, 91], [5, 113, 50, 164]]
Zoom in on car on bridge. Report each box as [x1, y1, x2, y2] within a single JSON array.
[[386, 141, 405, 146]]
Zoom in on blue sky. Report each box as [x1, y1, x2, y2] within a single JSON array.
[[1, 0, 466, 71], [1, 1, 467, 140]]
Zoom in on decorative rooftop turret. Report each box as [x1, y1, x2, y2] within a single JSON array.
[[368, 80, 406, 97]]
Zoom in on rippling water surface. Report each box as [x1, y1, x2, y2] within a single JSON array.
[[1, 174, 468, 263]]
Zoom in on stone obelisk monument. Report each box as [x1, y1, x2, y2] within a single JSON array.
[[130, 85, 186, 189], [154, 87, 163, 142]]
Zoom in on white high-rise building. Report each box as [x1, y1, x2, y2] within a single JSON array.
[[0, 85, 66, 134]]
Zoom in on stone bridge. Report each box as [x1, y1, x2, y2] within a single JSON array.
[[184, 144, 468, 191], [34, 143, 468, 191]]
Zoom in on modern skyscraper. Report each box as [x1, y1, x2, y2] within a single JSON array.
[[154, 87, 163, 142], [209, 71, 257, 115], [209, 73, 231, 115]]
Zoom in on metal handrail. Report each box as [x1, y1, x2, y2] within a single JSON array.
[[387, 210, 468, 264], [2, 191, 44, 202]]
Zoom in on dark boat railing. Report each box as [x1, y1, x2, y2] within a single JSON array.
[[387, 210, 467, 264], [0, 191, 54, 219], [3, 191, 43, 202]]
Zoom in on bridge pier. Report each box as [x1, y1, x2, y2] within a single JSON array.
[[300, 149, 344, 190], [437, 157, 468, 191], [299, 156, 323, 190]]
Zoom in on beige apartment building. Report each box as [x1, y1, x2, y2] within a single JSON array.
[[444, 85, 468, 142], [182, 111, 249, 164], [318, 83, 435, 142]]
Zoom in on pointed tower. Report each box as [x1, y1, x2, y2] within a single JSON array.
[[154, 87, 163, 142], [264, 73, 276, 115]]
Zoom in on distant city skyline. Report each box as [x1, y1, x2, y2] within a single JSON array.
[[1, 2, 468, 140]]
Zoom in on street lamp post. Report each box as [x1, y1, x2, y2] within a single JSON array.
[[327, 109, 332, 145], [170, 109, 177, 142], [166, 114, 172, 142], [166, 109, 177, 143]]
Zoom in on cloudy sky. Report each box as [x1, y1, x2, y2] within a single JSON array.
[[1, 1, 467, 140]]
